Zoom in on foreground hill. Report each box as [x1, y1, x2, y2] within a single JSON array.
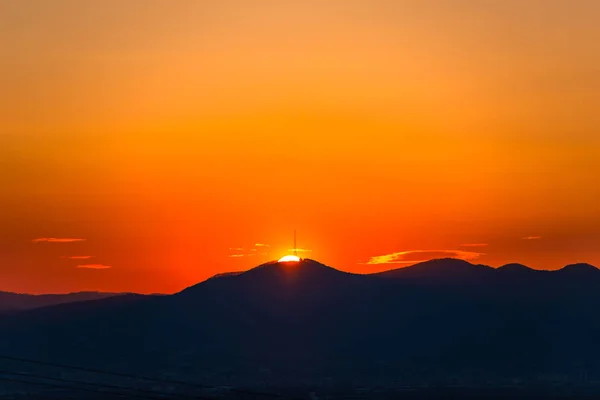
[[1, 258, 600, 394]]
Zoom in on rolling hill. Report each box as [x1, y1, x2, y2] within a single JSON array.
[[0, 291, 130, 313]]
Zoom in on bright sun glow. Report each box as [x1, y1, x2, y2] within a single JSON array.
[[278, 255, 300, 263]]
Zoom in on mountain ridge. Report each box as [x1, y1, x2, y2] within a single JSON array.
[[202, 258, 597, 287], [1, 257, 600, 391], [0, 290, 138, 313]]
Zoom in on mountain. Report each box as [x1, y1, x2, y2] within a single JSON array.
[[179, 259, 364, 303], [497, 263, 538, 274], [375, 258, 495, 284], [208, 271, 244, 280], [0, 291, 131, 313], [1, 258, 600, 395], [559, 262, 599, 275]]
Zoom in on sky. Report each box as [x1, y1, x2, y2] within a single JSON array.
[[1, 0, 599, 294]]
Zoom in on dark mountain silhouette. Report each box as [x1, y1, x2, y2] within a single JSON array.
[[558, 262, 599, 274], [180, 259, 364, 304], [1, 258, 600, 395], [495, 264, 542, 288], [497, 263, 538, 274], [375, 258, 495, 285], [0, 291, 131, 313], [208, 271, 244, 280]]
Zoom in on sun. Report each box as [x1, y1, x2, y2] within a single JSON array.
[[278, 255, 301, 263]]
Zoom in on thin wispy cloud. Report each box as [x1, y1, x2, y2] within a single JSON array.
[[33, 238, 86, 243], [61, 256, 94, 260], [364, 249, 485, 265], [288, 248, 312, 253], [460, 243, 489, 248], [228, 243, 270, 258], [228, 252, 269, 258], [76, 264, 112, 270], [522, 236, 542, 240]]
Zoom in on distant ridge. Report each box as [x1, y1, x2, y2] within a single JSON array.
[[374, 258, 599, 278], [0, 291, 131, 313], [194, 258, 600, 291]]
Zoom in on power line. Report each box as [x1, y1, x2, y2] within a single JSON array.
[[0, 375, 155, 399], [0, 369, 209, 400], [0, 354, 303, 400]]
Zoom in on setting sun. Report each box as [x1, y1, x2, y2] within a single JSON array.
[[278, 255, 301, 263]]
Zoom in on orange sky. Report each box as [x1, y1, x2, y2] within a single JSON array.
[[1, 1, 599, 294]]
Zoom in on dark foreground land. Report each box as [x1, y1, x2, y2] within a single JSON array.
[[2, 259, 600, 398], [4, 387, 600, 400]]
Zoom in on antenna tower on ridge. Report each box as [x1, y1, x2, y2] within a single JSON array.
[[294, 230, 298, 257]]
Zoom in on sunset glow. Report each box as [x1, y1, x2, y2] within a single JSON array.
[[1, 1, 599, 294], [278, 255, 301, 263]]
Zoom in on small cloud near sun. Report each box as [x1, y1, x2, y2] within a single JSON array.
[[228, 243, 270, 258], [288, 248, 312, 253], [522, 236, 542, 240], [33, 237, 86, 243], [364, 249, 485, 265], [460, 243, 489, 248], [76, 264, 112, 270]]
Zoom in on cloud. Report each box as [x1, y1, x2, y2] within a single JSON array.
[[76, 264, 112, 269], [228, 243, 271, 258], [228, 252, 268, 258], [522, 236, 542, 240], [61, 256, 94, 260], [460, 243, 489, 248], [33, 238, 86, 243], [364, 249, 485, 265], [288, 248, 312, 253]]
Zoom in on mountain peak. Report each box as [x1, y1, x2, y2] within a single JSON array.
[[238, 258, 350, 281], [498, 263, 536, 273], [419, 258, 482, 268], [178, 259, 354, 297], [559, 263, 598, 273], [375, 258, 493, 281]]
